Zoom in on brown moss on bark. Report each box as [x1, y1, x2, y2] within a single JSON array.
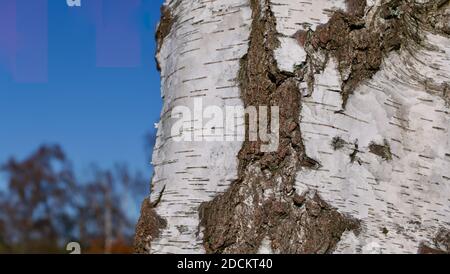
[[198, 0, 360, 254]]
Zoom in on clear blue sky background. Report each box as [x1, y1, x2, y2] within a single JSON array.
[[0, 0, 164, 182]]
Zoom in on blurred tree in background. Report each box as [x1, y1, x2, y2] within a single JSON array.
[[0, 143, 151, 254]]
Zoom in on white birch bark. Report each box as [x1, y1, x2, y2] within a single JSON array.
[[149, 0, 251, 254], [140, 0, 450, 254]]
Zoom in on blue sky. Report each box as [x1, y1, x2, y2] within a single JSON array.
[[0, 0, 164, 180]]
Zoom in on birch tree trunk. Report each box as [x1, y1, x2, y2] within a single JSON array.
[[135, 0, 450, 254]]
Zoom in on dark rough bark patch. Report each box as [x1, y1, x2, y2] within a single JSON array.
[[417, 244, 447, 254], [369, 140, 393, 161], [331, 136, 347, 151], [418, 228, 450, 254], [269, 192, 360, 254], [424, 0, 450, 36], [199, 0, 360, 254], [346, 0, 367, 17], [296, 0, 450, 109], [155, 5, 175, 71], [134, 198, 167, 254], [300, 1, 390, 108], [434, 228, 450, 252]]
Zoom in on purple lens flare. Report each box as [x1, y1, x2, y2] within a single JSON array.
[[0, 0, 142, 83]]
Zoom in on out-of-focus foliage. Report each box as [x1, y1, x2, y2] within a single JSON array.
[[0, 144, 150, 254]]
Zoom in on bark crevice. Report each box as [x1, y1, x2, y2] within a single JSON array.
[[198, 0, 360, 254], [294, 0, 450, 109]]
